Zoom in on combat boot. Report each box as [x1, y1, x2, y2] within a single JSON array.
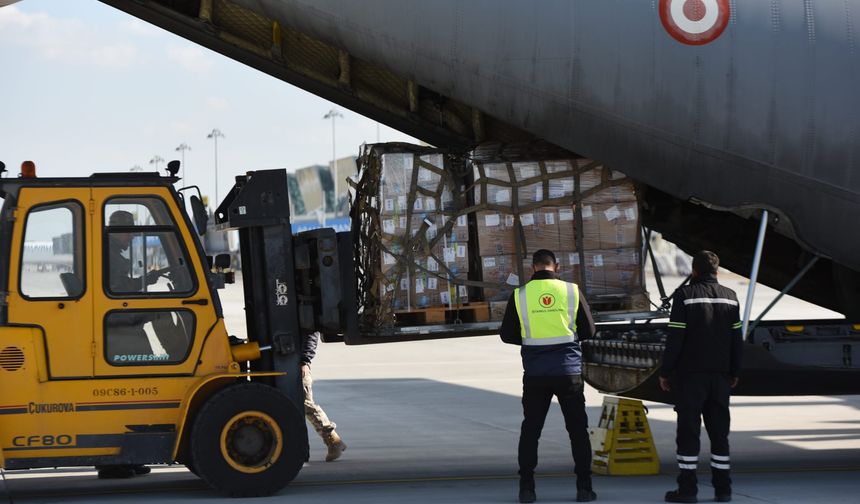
[[664, 490, 697, 503], [324, 430, 347, 462]]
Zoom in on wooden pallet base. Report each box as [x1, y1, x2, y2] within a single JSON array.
[[394, 302, 490, 325]]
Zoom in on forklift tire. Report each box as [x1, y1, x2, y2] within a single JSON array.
[[190, 383, 305, 497]]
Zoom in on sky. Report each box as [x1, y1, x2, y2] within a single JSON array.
[[0, 0, 416, 203]]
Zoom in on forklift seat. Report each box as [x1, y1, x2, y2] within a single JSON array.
[[59, 272, 83, 298]]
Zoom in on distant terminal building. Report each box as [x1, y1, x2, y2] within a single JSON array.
[[288, 156, 356, 225]]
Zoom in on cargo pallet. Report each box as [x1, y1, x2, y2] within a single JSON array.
[[394, 302, 491, 325]]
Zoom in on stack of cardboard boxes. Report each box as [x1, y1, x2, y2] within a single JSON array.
[[474, 160, 642, 319], [473, 160, 578, 316], [377, 151, 470, 311], [578, 166, 641, 296], [357, 142, 645, 326]]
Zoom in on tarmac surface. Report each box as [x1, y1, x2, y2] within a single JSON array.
[[1, 273, 858, 503]]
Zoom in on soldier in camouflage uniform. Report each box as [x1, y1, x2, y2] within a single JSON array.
[[302, 332, 346, 461]]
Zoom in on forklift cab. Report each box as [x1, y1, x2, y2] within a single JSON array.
[[0, 175, 220, 377]]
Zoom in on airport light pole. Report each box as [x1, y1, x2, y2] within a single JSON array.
[[323, 108, 343, 215], [149, 155, 165, 171], [207, 129, 225, 207], [175, 143, 191, 183]]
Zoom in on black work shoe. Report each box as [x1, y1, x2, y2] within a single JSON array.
[[519, 488, 537, 503], [664, 490, 697, 503], [576, 489, 597, 502], [132, 465, 151, 475], [715, 493, 732, 502], [97, 466, 136, 479]]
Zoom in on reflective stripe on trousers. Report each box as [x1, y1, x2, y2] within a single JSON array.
[[677, 454, 697, 470]]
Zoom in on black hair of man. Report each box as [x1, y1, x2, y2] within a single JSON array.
[[692, 250, 720, 276], [109, 210, 135, 227], [532, 249, 557, 268]]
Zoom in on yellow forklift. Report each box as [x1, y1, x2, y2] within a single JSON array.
[[0, 161, 354, 496]]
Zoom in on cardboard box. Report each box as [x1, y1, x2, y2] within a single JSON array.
[[579, 202, 639, 250], [584, 249, 641, 296], [476, 211, 517, 256], [520, 207, 561, 253], [580, 166, 636, 205], [523, 206, 575, 252], [556, 250, 583, 285], [480, 254, 523, 301], [474, 162, 513, 207], [514, 161, 574, 206], [557, 206, 577, 250], [477, 206, 576, 257]]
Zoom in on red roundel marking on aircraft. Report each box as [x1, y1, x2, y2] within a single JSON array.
[[659, 0, 731, 46]]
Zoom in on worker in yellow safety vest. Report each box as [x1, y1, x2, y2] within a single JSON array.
[[500, 249, 597, 503]]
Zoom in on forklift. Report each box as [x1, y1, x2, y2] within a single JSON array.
[[0, 161, 354, 496]]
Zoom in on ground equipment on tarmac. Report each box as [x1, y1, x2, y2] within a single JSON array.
[[0, 167, 354, 496], [589, 397, 659, 476]]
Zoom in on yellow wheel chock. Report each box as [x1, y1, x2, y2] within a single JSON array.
[[589, 396, 660, 476]]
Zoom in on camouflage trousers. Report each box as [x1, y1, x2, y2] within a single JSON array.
[[302, 369, 336, 437]]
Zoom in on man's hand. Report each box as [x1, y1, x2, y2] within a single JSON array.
[[300, 363, 310, 378], [659, 376, 671, 392], [730, 376, 740, 389]]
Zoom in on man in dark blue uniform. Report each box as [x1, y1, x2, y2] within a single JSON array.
[[660, 251, 743, 503]]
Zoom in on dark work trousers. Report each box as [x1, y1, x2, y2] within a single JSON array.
[[518, 374, 592, 491], [674, 373, 732, 495]]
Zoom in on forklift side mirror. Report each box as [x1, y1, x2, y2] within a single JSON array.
[[190, 195, 209, 236], [214, 253, 231, 270]]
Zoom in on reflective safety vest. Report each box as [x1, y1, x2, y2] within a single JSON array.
[[514, 279, 579, 346]]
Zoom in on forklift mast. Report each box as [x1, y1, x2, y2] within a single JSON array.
[[214, 169, 356, 403]]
